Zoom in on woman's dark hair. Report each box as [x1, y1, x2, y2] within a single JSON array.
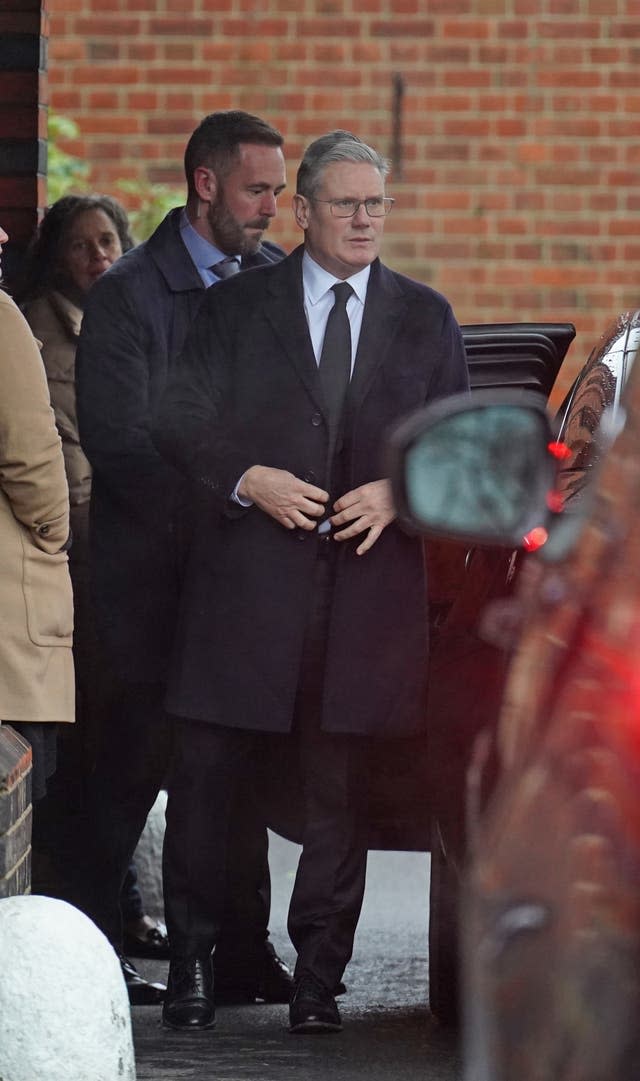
[[11, 194, 134, 305]]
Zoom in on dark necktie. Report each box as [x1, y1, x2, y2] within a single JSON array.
[[212, 256, 240, 279], [318, 282, 353, 427]]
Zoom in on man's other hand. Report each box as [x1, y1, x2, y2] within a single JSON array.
[[331, 479, 396, 554]]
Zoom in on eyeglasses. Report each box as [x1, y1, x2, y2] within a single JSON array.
[[312, 197, 395, 218]]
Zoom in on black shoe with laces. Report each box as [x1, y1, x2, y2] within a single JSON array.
[[215, 941, 295, 1004], [162, 955, 215, 1030], [289, 971, 342, 1034], [257, 942, 295, 1003]]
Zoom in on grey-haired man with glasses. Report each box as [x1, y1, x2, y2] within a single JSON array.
[[154, 130, 469, 1034]]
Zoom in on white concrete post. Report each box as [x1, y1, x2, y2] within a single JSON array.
[[0, 895, 136, 1081]]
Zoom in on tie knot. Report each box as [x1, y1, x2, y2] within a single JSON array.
[[331, 281, 353, 308], [212, 257, 240, 279]]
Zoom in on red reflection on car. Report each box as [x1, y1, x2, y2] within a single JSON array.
[[547, 440, 572, 460], [522, 526, 549, 551]]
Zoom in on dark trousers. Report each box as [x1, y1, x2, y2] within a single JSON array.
[[163, 722, 272, 966], [288, 549, 368, 990], [32, 503, 149, 916], [165, 544, 368, 991], [72, 681, 271, 963]]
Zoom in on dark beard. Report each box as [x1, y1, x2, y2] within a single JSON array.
[[207, 197, 269, 257]]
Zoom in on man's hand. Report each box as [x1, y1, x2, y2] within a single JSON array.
[[331, 479, 396, 554], [239, 465, 329, 530]]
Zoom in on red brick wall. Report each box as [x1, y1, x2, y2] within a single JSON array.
[[48, 0, 640, 394], [0, 0, 48, 270]]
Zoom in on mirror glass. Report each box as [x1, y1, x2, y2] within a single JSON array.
[[404, 404, 551, 543]]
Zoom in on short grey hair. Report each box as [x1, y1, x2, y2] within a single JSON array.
[[296, 130, 391, 200]]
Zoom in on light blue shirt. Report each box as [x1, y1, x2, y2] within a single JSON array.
[[179, 209, 241, 285]]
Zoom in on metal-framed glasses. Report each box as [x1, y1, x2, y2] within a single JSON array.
[[313, 196, 395, 218]]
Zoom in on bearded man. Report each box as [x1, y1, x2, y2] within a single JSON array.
[[73, 111, 293, 1012]]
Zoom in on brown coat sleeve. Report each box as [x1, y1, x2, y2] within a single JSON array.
[[0, 291, 70, 553], [22, 292, 91, 508]]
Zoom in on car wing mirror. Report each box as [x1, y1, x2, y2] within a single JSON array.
[[388, 390, 564, 551]]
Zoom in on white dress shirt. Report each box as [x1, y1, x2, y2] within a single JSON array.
[[301, 251, 370, 372]]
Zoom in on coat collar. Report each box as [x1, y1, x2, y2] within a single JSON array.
[[147, 207, 283, 294], [146, 207, 205, 293], [48, 290, 83, 339]]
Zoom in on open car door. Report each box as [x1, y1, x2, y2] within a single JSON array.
[[365, 322, 576, 853]]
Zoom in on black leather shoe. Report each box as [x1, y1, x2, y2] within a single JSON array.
[[257, 942, 295, 1003], [118, 954, 166, 1006], [123, 916, 170, 960], [289, 972, 342, 1034], [162, 956, 215, 1030], [215, 942, 295, 1005]]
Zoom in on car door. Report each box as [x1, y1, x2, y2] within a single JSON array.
[[365, 322, 576, 856]]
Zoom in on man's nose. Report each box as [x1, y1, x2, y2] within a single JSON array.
[[260, 192, 278, 217], [352, 203, 370, 225]]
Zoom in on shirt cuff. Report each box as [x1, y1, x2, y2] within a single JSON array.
[[231, 472, 253, 507]]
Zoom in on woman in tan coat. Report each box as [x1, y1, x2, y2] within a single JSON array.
[[0, 223, 74, 800], [15, 199, 168, 985], [17, 195, 134, 518], [16, 197, 132, 796]]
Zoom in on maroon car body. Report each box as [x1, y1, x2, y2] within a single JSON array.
[[389, 310, 640, 1079]]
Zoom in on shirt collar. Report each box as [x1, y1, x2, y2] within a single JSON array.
[[302, 250, 370, 308], [179, 208, 240, 271]]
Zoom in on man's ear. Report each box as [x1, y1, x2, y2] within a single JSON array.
[[193, 166, 218, 206], [292, 194, 310, 230]]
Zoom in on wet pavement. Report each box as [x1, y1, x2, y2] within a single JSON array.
[[131, 835, 461, 1080]]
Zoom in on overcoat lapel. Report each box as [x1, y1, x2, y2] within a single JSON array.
[[147, 208, 205, 293], [263, 246, 327, 414], [348, 260, 408, 412]]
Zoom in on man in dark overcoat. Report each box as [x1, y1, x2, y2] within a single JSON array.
[[153, 130, 469, 1032], [73, 111, 293, 1007]]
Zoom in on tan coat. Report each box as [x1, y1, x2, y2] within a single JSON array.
[[0, 290, 74, 722], [22, 291, 91, 507]]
